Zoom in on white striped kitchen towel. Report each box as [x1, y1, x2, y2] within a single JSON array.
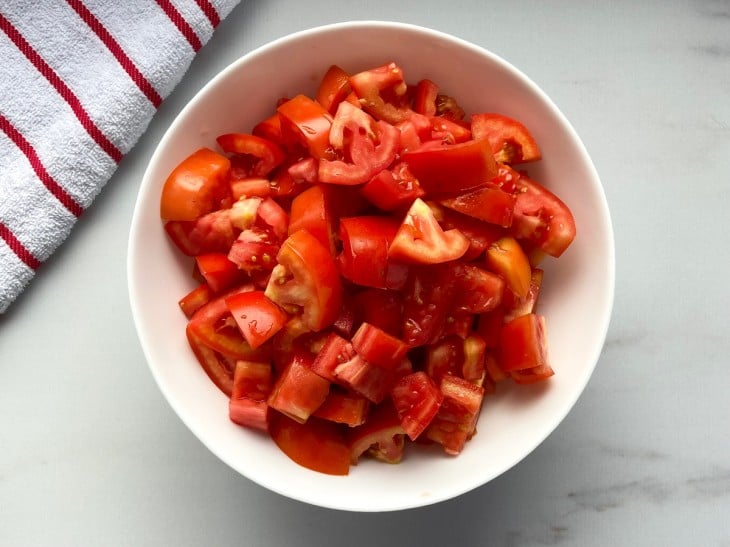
[[0, 0, 240, 313]]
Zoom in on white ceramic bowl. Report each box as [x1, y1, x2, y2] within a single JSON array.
[[128, 21, 614, 512]]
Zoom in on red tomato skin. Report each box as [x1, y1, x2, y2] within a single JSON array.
[[277, 94, 333, 160], [178, 283, 213, 319], [498, 313, 550, 373], [160, 148, 232, 221], [187, 285, 273, 363], [225, 291, 289, 350], [412, 78, 439, 116], [351, 322, 409, 370], [359, 163, 424, 212], [510, 175, 577, 258], [269, 414, 350, 476], [316, 64, 352, 114], [288, 185, 335, 255], [440, 182, 516, 228], [265, 229, 343, 332], [402, 140, 497, 198], [216, 133, 285, 178], [267, 354, 330, 424], [471, 113, 541, 164], [313, 390, 369, 427], [391, 371, 443, 441], [311, 333, 356, 382], [353, 289, 403, 338], [338, 216, 409, 290], [186, 326, 235, 397], [229, 360, 273, 431], [195, 253, 245, 294]]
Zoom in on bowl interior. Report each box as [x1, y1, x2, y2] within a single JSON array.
[[128, 21, 614, 512]]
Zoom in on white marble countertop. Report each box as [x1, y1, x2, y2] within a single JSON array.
[[2, 1, 729, 545]]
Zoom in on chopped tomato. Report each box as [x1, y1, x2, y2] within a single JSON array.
[[316, 64, 352, 114], [486, 236, 532, 300], [195, 253, 245, 293], [401, 264, 455, 347], [187, 285, 272, 363], [267, 353, 330, 423], [402, 139, 497, 198], [349, 62, 412, 124], [360, 163, 424, 212], [348, 399, 405, 464], [277, 94, 333, 160], [351, 322, 409, 370], [161, 61, 577, 473], [313, 389, 369, 427], [440, 182, 516, 228], [471, 113, 541, 164], [216, 133, 285, 177], [265, 229, 343, 332], [165, 209, 237, 257], [178, 283, 213, 319], [288, 185, 335, 254], [498, 313, 550, 373], [225, 290, 289, 349], [352, 288, 403, 338], [425, 375, 484, 455], [391, 371, 443, 440], [269, 414, 350, 475], [389, 198, 469, 265], [412, 79, 438, 116], [451, 263, 505, 315], [229, 360, 272, 431], [160, 148, 232, 221], [510, 174, 576, 258], [338, 216, 409, 290], [319, 102, 399, 185]]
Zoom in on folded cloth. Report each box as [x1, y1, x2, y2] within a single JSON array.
[[0, 0, 240, 313]]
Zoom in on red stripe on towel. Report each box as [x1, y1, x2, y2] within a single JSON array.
[[0, 113, 84, 218], [65, 0, 163, 108], [155, 0, 203, 52], [195, 0, 221, 27], [0, 12, 123, 163], [0, 222, 42, 271]]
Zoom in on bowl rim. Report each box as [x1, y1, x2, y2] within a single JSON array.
[[128, 20, 615, 512]]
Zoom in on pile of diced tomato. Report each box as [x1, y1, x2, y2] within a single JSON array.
[[159, 62, 576, 475]]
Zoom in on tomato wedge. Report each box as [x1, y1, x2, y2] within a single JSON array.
[[471, 113, 541, 164], [510, 174, 577, 258], [316, 64, 351, 114], [269, 414, 350, 475], [160, 148, 231, 221], [216, 133, 285, 178], [277, 94, 333, 160], [264, 229, 343, 332], [225, 290, 289, 349], [389, 198, 469, 264], [498, 313, 550, 373], [402, 139, 497, 198]]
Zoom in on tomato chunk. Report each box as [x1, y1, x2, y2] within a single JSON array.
[[402, 139, 497, 198], [269, 414, 350, 475], [471, 113, 541, 164], [265, 229, 343, 332], [267, 353, 330, 423], [160, 148, 231, 221], [389, 198, 469, 265], [391, 371, 443, 441], [225, 290, 289, 349], [498, 313, 551, 373]]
